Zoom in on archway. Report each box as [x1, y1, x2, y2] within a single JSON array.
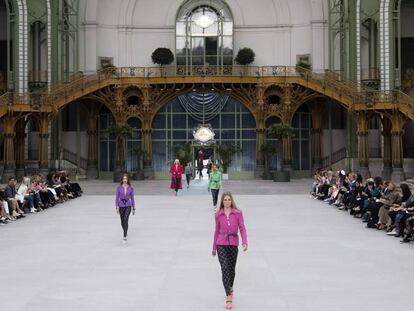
[[152, 92, 256, 178]]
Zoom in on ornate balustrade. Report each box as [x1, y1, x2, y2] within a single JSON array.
[[0, 65, 414, 121]]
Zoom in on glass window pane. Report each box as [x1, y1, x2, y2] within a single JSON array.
[[221, 129, 235, 139], [209, 115, 220, 128], [293, 114, 300, 127], [127, 117, 141, 128], [293, 141, 300, 170], [177, 57, 186, 66], [222, 37, 233, 56], [176, 21, 186, 36], [152, 130, 166, 140], [223, 21, 233, 36], [99, 114, 107, 130], [301, 130, 309, 139], [223, 56, 233, 66], [221, 100, 235, 112], [221, 114, 235, 128], [301, 141, 310, 170], [152, 114, 166, 129], [173, 114, 187, 128], [100, 142, 108, 171], [192, 37, 204, 56], [241, 130, 256, 139], [176, 37, 187, 57], [242, 114, 256, 128], [192, 57, 204, 65], [109, 141, 115, 171], [173, 130, 187, 140], [301, 113, 310, 128]]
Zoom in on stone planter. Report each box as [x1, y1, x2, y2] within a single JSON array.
[[133, 171, 145, 180], [273, 171, 290, 182], [262, 170, 273, 180], [113, 170, 128, 183]]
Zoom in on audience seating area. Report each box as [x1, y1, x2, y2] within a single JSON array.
[[0, 171, 83, 225], [311, 169, 414, 244]]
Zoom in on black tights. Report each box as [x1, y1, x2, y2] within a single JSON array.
[[217, 246, 238, 296], [119, 206, 131, 238]]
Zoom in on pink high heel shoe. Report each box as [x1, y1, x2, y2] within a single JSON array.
[[225, 301, 233, 310]]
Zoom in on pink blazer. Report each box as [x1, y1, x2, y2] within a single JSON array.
[[213, 209, 248, 251]]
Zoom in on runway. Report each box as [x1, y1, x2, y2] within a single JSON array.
[[1, 180, 413, 311]]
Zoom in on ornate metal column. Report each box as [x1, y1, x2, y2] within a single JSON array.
[[15, 121, 27, 180], [255, 86, 266, 179], [142, 113, 154, 179], [281, 85, 293, 173], [391, 112, 406, 181], [356, 112, 370, 178], [2, 116, 16, 183], [86, 104, 100, 179], [38, 115, 50, 176], [381, 117, 392, 180], [308, 102, 324, 171]]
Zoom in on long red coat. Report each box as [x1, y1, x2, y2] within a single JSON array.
[[170, 164, 183, 189]]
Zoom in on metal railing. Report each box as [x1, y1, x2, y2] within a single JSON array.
[[1, 65, 414, 120], [321, 147, 348, 169], [62, 148, 88, 170]]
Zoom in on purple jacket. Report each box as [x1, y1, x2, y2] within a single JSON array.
[[115, 185, 135, 208], [213, 209, 248, 251]]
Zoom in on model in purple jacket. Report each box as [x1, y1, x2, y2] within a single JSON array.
[[212, 192, 248, 310], [115, 174, 135, 244]]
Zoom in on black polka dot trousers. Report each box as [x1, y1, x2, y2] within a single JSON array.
[[217, 245, 239, 296]]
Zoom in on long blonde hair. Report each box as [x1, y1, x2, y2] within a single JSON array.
[[218, 192, 240, 212]]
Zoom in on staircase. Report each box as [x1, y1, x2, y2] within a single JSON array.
[[321, 147, 348, 170], [60, 148, 88, 179]]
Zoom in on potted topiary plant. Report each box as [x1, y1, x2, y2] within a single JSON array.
[[101, 63, 117, 78], [268, 123, 295, 182], [235, 47, 255, 76], [215, 143, 241, 179], [132, 146, 148, 180], [107, 122, 133, 182], [260, 141, 278, 180], [151, 48, 174, 77]]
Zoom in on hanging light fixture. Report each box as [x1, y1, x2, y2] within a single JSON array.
[[193, 8, 215, 29]]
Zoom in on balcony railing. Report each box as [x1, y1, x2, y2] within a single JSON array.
[[0, 65, 414, 119]]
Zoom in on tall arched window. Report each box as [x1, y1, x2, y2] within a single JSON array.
[[176, 0, 233, 67]]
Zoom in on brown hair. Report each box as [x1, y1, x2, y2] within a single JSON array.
[[119, 174, 131, 185], [218, 192, 240, 211]]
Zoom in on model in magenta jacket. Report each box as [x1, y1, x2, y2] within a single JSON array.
[[212, 208, 248, 251]]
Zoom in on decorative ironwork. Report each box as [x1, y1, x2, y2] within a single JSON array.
[[1, 65, 414, 122]]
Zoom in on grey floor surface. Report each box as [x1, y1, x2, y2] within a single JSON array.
[[1, 179, 414, 311]]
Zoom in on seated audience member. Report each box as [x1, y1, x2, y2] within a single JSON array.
[[387, 183, 413, 237], [4, 177, 25, 219], [17, 177, 38, 213]]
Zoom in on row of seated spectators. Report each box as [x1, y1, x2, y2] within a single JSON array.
[[311, 169, 414, 243], [0, 171, 82, 225]]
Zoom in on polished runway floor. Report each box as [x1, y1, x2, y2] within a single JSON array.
[[1, 179, 413, 311]]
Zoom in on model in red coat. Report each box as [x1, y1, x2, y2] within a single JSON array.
[[170, 159, 183, 196]]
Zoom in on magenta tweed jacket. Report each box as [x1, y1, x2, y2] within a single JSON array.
[[213, 209, 248, 251]]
